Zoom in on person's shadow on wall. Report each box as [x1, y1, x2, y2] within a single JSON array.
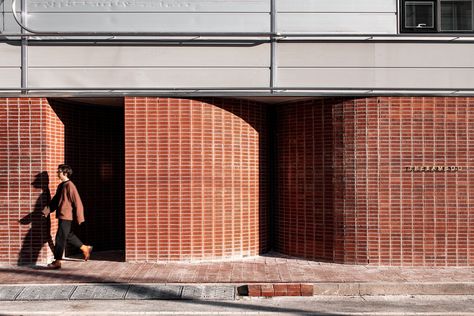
[[17, 171, 54, 265]]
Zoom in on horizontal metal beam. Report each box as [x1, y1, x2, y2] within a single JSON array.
[[1, 87, 474, 91], [3, 34, 474, 44], [0, 87, 473, 98]]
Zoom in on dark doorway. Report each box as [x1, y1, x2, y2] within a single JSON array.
[[49, 98, 125, 261]]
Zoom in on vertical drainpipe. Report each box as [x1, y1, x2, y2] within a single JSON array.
[[270, 0, 276, 93], [20, 0, 27, 95], [268, 0, 277, 251]]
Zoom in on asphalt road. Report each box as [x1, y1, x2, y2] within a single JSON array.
[[1, 295, 474, 315]]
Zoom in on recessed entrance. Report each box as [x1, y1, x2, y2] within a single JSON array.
[[49, 98, 125, 261]]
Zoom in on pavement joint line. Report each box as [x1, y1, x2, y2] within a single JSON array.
[[14, 286, 25, 301]]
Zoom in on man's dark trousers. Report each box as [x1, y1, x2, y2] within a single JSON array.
[[54, 219, 83, 260]]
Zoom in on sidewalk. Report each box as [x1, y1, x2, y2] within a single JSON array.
[[1, 251, 473, 300]]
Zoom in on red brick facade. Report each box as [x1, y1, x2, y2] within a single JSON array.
[[2, 96, 474, 266], [0, 98, 63, 265], [276, 97, 474, 266], [124, 97, 269, 261], [334, 97, 474, 266]]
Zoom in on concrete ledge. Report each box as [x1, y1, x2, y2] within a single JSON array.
[[2, 282, 474, 301], [313, 283, 474, 296], [1, 284, 235, 301]]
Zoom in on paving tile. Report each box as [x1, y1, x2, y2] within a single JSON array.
[[125, 285, 182, 300], [3, 251, 474, 286], [202, 285, 235, 300], [0, 286, 24, 300], [70, 285, 129, 300], [16, 285, 76, 300], [181, 285, 204, 299]]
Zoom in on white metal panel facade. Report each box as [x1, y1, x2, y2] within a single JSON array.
[[277, 0, 397, 12], [1, 0, 271, 33], [0, 43, 21, 89], [28, 45, 270, 67], [277, 0, 397, 34], [278, 68, 474, 89], [278, 43, 474, 68], [277, 13, 397, 34], [0, 0, 473, 94], [278, 42, 474, 89], [27, 44, 270, 88], [28, 68, 270, 88], [0, 42, 20, 66], [2, 0, 398, 34], [25, 13, 271, 33]]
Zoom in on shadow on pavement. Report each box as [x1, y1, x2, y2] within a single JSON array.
[[0, 267, 341, 316]]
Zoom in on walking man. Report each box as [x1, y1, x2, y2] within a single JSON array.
[[43, 164, 92, 269]]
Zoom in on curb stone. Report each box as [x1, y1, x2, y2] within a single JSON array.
[[2, 282, 474, 300]]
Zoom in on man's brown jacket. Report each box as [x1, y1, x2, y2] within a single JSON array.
[[43, 180, 85, 224]]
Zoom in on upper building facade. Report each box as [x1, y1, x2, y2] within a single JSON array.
[[0, 0, 473, 95]]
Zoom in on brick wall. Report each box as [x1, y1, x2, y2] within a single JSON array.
[[49, 100, 125, 254], [276, 97, 474, 266], [334, 97, 474, 266], [274, 99, 334, 261], [124, 97, 269, 261], [0, 98, 63, 265], [2, 96, 473, 266]]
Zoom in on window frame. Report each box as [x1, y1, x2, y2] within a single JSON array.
[[403, 0, 437, 32], [400, 0, 474, 33]]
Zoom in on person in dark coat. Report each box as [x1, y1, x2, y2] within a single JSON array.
[[43, 164, 92, 269]]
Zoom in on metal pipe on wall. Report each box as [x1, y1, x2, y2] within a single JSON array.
[[20, 0, 27, 94], [270, 0, 277, 92]]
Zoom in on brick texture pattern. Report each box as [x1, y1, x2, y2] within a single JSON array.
[[0, 98, 63, 265], [49, 100, 125, 254], [2, 96, 474, 267], [274, 100, 334, 261], [124, 97, 269, 261], [334, 97, 474, 266], [276, 97, 474, 266]]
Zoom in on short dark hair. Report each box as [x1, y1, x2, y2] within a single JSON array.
[[58, 164, 73, 177]]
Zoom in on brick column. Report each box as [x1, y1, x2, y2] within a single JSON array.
[[0, 98, 63, 265], [124, 97, 269, 261]]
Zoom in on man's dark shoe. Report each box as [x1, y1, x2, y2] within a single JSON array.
[[46, 261, 61, 269], [83, 245, 93, 261]]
